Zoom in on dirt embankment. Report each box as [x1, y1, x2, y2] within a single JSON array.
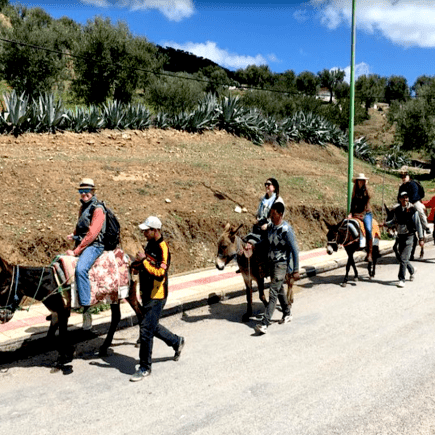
[[0, 127, 399, 274]]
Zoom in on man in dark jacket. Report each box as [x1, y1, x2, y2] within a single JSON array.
[[398, 169, 429, 234], [386, 191, 424, 288], [130, 216, 185, 382]]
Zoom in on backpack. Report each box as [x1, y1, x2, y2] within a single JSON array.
[[414, 179, 425, 200], [92, 201, 121, 251]]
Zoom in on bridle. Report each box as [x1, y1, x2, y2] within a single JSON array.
[[328, 220, 359, 249]]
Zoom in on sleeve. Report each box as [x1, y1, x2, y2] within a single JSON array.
[[143, 241, 169, 280], [408, 181, 419, 202], [73, 207, 105, 256], [413, 212, 424, 239], [385, 207, 398, 228], [285, 226, 299, 273]]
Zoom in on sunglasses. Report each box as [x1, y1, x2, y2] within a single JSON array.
[[79, 189, 92, 194], [264, 182, 272, 187]]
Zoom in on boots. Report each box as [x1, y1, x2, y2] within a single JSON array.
[[366, 238, 373, 263]]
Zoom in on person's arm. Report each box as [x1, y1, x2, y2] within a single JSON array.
[[285, 226, 299, 273], [73, 207, 105, 256], [413, 211, 424, 241], [143, 241, 169, 280]]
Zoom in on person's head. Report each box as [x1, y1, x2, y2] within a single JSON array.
[[138, 216, 162, 241], [398, 191, 409, 207], [265, 177, 279, 198], [352, 173, 368, 190], [400, 169, 410, 183], [270, 201, 285, 225], [77, 178, 96, 203]]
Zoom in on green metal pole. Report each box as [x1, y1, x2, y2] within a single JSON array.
[[347, 0, 357, 214]]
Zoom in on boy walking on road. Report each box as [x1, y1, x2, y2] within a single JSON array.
[[130, 216, 185, 382], [255, 202, 300, 334]]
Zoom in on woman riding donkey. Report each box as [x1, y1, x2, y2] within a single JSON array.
[[348, 173, 374, 262]]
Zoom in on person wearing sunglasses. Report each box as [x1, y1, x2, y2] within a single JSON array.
[[66, 178, 106, 330]]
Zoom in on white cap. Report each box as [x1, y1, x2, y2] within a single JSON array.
[[138, 216, 162, 230]]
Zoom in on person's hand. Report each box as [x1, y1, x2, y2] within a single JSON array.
[[292, 271, 301, 281], [347, 213, 352, 219], [66, 250, 75, 256], [67, 233, 74, 240], [419, 239, 425, 248], [136, 252, 145, 261], [260, 223, 268, 231]]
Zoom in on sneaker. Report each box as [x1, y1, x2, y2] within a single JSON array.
[[410, 268, 417, 281], [279, 314, 293, 324], [130, 367, 151, 382], [255, 323, 268, 334], [174, 337, 185, 361], [397, 280, 405, 288], [82, 311, 92, 330]]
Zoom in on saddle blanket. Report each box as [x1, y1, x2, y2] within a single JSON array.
[[348, 218, 380, 248], [54, 248, 131, 308]]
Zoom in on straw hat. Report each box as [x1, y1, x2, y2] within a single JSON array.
[[352, 173, 369, 182], [78, 178, 95, 189]]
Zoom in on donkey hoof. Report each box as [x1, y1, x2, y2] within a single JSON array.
[[242, 313, 251, 323], [341, 282, 347, 288]]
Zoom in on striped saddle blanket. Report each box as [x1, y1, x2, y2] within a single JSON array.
[[53, 248, 131, 308], [345, 218, 380, 248]]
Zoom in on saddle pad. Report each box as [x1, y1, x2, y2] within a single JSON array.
[[55, 249, 131, 308], [350, 218, 381, 248]]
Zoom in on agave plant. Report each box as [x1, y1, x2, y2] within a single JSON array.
[[382, 144, 412, 169], [153, 112, 170, 129], [2, 90, 30, 136], [102, 100, 126, 130], [65, 106, 89, 133], [353, 136, 376, 164], [87, 105, 104, 132], [124, 103, 151, 130], [31, 93, 66, 133]]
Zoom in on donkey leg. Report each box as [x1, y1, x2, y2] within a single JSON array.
[[126, 278, 143, 347], [55, 309, 74, 367], [242, 276, 253, 322], [46, 312, 59, 340], [342, 258, 352, 287], [258, 278, 268, 308], [99, 304, 121, 357]]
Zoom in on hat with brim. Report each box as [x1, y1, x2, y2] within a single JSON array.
[[398, 191, 408, 198], [352, 173, 369, 182], [139, 216, 162, 230], [78, 178, 95, 190]]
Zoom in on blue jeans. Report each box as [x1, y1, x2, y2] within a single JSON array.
[[262, 261, 291, 326], [76, 245, 104, 306], [363, 211, 373, 240], [139, 298, 180, 371]]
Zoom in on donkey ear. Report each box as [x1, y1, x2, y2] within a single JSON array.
[[224, 223, 231, 233], [323, 219, 334, 230], [384, 203, 390, 214], [230, 223, 243, 237], [0, 256, 13, 275]]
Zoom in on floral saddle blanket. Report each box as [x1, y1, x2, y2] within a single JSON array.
[[52, 248, 131, 308], [345, 218, 381, 249]]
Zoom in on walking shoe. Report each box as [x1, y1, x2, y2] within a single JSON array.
[[82, 311, 92, 330], [130, 367, 151, 382], [425, 227, 431, 234], [255, 323, 268, 334], [397, 280, 405, 288], [410, 268, 417, 281], [279, 314, 293, 324], [174, 337, 185, 361]]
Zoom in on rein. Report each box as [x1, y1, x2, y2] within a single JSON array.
[[0, 265, 50, 314]]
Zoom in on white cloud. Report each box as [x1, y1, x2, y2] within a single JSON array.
[[334, 62, 370, 83], [163, 40, 278, 69], [310, 0, 435, 48], [80, 0, 195, 21]]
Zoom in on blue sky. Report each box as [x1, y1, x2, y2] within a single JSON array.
[[10, 0, 435, 88]]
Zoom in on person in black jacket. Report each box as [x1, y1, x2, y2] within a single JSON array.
[[398, 169, 429, 234], [130, 216, 185, 382]]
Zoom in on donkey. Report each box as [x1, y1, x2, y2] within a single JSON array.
[[325, 219, 379, 287], [215, 223, 294, 322], [0, 253, 142, 368]]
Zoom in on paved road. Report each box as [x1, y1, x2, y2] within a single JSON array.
[[2, 246, 435, 435]]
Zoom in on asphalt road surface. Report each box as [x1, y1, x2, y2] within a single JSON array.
[[2, 246, 435, 435]]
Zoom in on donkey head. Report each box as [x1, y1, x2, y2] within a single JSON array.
[[215, 223, 243, 270], [324, 220, 340, 255], [0, 256, 15, 323]]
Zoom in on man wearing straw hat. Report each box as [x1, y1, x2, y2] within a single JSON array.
[[66, 178, 106, 330]]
